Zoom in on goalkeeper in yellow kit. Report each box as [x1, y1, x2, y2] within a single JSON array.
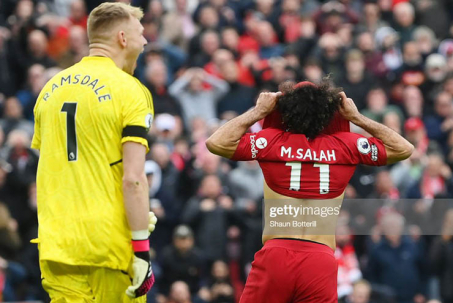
[[31, 2, 156, 302]]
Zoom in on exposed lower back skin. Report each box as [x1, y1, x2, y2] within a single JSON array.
[[262, 181, 344, 250]]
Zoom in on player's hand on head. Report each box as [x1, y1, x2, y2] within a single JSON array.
[[255, 92, 282, 118], [338, 92, 360, 123]]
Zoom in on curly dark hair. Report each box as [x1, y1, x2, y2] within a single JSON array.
[[276, 80, 343, 138]]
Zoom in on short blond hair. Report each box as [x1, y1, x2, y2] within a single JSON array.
[[87, 2, 143, 44]]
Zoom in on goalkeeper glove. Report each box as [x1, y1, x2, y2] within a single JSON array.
[[125, 212, 158, 298], [148, 211, 157, 235]]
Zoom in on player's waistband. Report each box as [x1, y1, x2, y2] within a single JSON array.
[[264, 238, 334, 254]]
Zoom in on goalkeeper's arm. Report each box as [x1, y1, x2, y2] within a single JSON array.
[[122, 141, 155, 298]]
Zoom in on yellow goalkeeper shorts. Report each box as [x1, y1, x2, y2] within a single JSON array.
[[40, 260, 146, 303]]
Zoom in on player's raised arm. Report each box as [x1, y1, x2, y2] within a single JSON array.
[[206, 92, 281, 158], [338, 92, 414, 164]]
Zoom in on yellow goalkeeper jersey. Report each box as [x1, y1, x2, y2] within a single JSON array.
[[31, 56, 154, 271]]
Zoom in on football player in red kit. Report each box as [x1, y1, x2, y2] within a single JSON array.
[[205, 81, 414, 303]]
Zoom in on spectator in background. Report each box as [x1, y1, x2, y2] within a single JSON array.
[[221, 27, 240, 58], [0, 200, 27, 301], [228, 161, 263, 203], [256, 21, 284, 59], [0, 97, 33, 139], [15, 64, 45, 121], [313, 0, 358, 35], [390, 118, 428, 194], [253, 0, 279, 30], [204, 48, 256, 87], [23, 30, 56, 72], [356, 31, 387, 79], [335, 224, 362, 300], [3, 130, 37, 237], [159, 225, 206, 297], [425, 91, 453, 153], [440, 40, 453, 73], [161, 0, 196, 52], [337, 49, 375, 110], [430, 209, 453, 303], [146, 159, 178, 256], [278, 0, 302, 44], [407, 153, 453, 199], [317, 32, 345, 80], [361, 87, 403, 124], [337, 23, 354, 51], [259, 57, 294, 91], [152, 113, 182, 150], [292, 17, 318, 66], [422, 54, 448, 111], [353, 170, 401, 232], [140, 43, 187, 85], [0, 27, 14, 96], [404, 118, 429, 156], [169, 68, 229, 130], [395, 41, 425, 87], [413, 26, 438, 61], [150, 142, 181, 204], [413, 0, 449, 40], [444, 73, 453, 96], [208, 260, 234, 303], [375, 26, 403, 72], [357, 2, 387, 34], [0, 202, 21, 259], [302, 58, 324, 84], [182, 174, 233, 263], [191, 30, 221, 67], [392, 2, 416, 46], [366, 212, 428, 303], [188, 5, 220, 59], [57, 25, 88, 68], [217, 61, 256, 118], [383, 111, 403, 134], [144, 60, 182, 117], [166, 280, 196, 303], [402, 86, 424, 118], [68, 0, 87, 29]]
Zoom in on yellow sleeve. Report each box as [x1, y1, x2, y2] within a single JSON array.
[[31, 91, 45, 150], [121, 79, 154, 152]]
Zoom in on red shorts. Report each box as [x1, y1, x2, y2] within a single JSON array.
[[240, 239, 338, 303]]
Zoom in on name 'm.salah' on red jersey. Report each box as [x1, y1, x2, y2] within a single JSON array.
[[231, 128, 387, 199]]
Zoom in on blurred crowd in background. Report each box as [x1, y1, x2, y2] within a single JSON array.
[[1, 0, 453, 302]]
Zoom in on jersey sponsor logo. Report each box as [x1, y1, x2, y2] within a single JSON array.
[[145, 113, 153, 130], [357, 138, 371, 155], [371, 144, 378, 161], [256, 137, 267, 149], [250, 135, 258, 158]]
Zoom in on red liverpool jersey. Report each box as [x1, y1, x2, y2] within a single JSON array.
[[231, 128, 387, 199]]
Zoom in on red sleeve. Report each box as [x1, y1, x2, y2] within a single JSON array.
[[231, 128, 278, 161], [333, 132, 387, 166]]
